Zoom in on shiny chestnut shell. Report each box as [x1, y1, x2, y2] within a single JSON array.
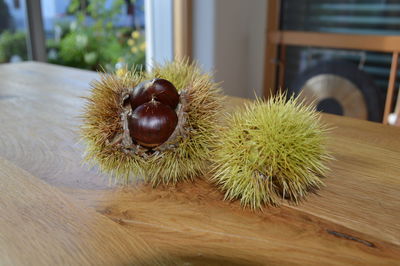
[[130, 78, 179, 111], [128, 100, 178, 147]]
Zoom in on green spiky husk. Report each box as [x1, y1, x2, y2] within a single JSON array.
[[211, 94, 331, 209], [81, 60, 223, 185]]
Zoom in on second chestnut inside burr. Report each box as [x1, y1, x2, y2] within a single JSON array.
[[127, 78, 180, 148]]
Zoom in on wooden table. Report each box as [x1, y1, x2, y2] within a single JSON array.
[[1, 62, 399, 265]]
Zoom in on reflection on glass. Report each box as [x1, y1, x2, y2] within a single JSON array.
[[281, 0, 400, 110]]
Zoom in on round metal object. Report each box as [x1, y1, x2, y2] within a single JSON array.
[[299, 74, 368, 120]]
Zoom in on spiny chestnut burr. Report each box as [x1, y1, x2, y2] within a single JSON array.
[[128, 100, 178, 148], [130, 78, 179, 111], [211, 95, 331, 209]]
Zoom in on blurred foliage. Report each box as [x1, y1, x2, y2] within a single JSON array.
[[0, 31, 27, 63], [48, 0, 145, 71]]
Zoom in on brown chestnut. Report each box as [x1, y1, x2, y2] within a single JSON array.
[[128, 100, 178, 148], [130, 78, 179, 111]]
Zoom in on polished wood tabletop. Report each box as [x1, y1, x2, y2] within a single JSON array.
[[0, 62, 399, 265]]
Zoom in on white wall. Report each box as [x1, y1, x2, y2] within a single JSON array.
[[192, 0, 215, 73], [192, 0, 267, 98], [145, 0, 174, 69]]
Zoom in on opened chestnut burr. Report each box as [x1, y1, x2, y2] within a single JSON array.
[[81, 60, 223, 185], [130, 78, 179, 111]]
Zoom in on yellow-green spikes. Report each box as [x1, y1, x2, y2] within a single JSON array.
[[211, 94, 331, 209]]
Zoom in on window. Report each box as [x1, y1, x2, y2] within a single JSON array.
[[41, 0, 146, 71], [0, 0, 29, 63], [0, 0, 146, 72]]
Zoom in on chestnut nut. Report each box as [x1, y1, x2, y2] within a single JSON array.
[[130, 78, 179, 111], [127, 79, 180, 148]]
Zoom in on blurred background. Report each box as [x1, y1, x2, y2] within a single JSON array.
[[1, 0, 400, 125], [0, 0, 145, 71]]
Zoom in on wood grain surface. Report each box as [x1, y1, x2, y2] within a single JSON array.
[[0, 157, 175, 265], [0, 62, 400, 265]]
